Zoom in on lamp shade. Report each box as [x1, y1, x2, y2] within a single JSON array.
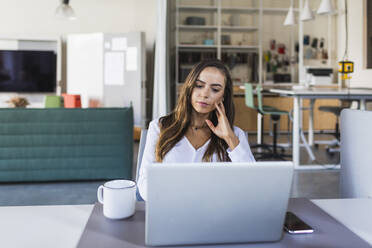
[[55, 0, 76, 20], [317, 0, 334, 15], [284, 6, 296, 26], [301, 0, 315, 21]]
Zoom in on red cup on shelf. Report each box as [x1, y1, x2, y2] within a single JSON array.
[[62, 94, 81, 108]]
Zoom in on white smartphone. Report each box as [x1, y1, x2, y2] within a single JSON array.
[[284, 211, 314, 234]]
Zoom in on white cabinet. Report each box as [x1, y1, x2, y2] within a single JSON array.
[[67, 32, 146, 127]]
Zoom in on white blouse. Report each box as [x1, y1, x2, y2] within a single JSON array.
[[137, 118, 256, 201]]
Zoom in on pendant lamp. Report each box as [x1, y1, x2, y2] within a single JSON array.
[[284, 6, 296, 26], [55, 0, 76, 20], [317, 0, 334, 15], [301, 0, 315, 21]]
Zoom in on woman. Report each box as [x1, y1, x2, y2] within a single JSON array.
[[138, 59, 255, 200]]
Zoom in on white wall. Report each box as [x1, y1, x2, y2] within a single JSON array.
[[0, 0, 156, 48], [0, 0, 156, 107], [338, 0, 372, 88]]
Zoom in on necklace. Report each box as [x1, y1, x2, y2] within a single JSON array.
[[191, 123, 208, 131]]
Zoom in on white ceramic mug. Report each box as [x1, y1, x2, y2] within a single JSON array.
[[97, 179, 136, 219]]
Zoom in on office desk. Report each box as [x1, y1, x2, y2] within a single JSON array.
[[0, 204, 94, 248], [1, 199, 371, 248], [77, 198, 372, 247], [270, 87, 372, 168], [313, 198, 372, 246]]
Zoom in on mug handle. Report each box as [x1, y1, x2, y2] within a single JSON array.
[[97, 185, 104, 204]]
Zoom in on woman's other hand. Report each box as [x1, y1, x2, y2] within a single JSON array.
[[205, 102, 239, 150]]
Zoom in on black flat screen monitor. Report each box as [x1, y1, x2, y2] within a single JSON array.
[[0, 50, 57, 93]]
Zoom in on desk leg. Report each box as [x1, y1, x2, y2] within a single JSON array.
[[308, 99, 315, 146], [257, 113, 262, 144], [293, 96, 300, 168], [360, 99, 366, 110]]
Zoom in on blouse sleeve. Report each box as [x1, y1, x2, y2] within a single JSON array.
[[226, 126, 256, 162], [137, 119, 161, 201]]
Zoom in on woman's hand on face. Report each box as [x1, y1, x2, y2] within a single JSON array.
[[205, 102, 239, 150], [205, 102, 231, 139]]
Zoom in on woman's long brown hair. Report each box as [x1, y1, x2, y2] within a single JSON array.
[[155, 59, 235, 162]]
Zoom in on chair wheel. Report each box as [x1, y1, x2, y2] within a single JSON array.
[[326, 148, 335, 156]]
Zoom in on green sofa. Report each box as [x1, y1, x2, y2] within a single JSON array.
[[0, 107, 133, 182]]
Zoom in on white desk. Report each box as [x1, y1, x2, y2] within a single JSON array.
[[270, 87, 372, 168], [313, 198, 372, 246], [0, 199, 371, 248], [0, 204, 94, 248]]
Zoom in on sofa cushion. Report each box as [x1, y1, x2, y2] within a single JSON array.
[[0, 107, 133, 182]]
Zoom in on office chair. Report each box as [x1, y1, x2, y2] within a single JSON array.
[[245, 83, 291, 161], [317, 101, 351, 154], [340, 109, 372, 198], [135, 129, 147, 201]]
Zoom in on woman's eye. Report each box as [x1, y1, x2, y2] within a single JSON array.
[[212, 88, 220, 93], [195, 84, 203, 88]]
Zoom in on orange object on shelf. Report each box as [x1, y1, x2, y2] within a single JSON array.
[[88, 98, 102, 108], [62, 94, 81, 108]]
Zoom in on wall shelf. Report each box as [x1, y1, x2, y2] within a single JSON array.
[[221, 26, 259, 32], [221, 45, 259, 50], [178, 44, 218, 48], [262, 8, 300, 14], [177, 6, 218, 12], [221, 7, 259, 13], [177, 25, 218, 30]]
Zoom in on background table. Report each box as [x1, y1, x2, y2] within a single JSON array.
[[270, 87, 372, 168]]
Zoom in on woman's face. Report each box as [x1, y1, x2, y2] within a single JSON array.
[[191, 67, 226, 115]]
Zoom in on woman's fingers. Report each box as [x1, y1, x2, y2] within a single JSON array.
[[216, 101, 226, 115], [215, 102, 227, 121], [215, 102, 224, 116], [205, 119, 216, 132], [215, 102, 221, 112], [219, 101, 226, 114], [214, 103, 220, 117]]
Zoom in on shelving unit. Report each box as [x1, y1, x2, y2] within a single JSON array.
[[174, 0, 263, 101], [297, 1, 338, 85], [171, 0, 337, 103]]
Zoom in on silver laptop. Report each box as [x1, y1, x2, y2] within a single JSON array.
[[145, 162, 294, 246]]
